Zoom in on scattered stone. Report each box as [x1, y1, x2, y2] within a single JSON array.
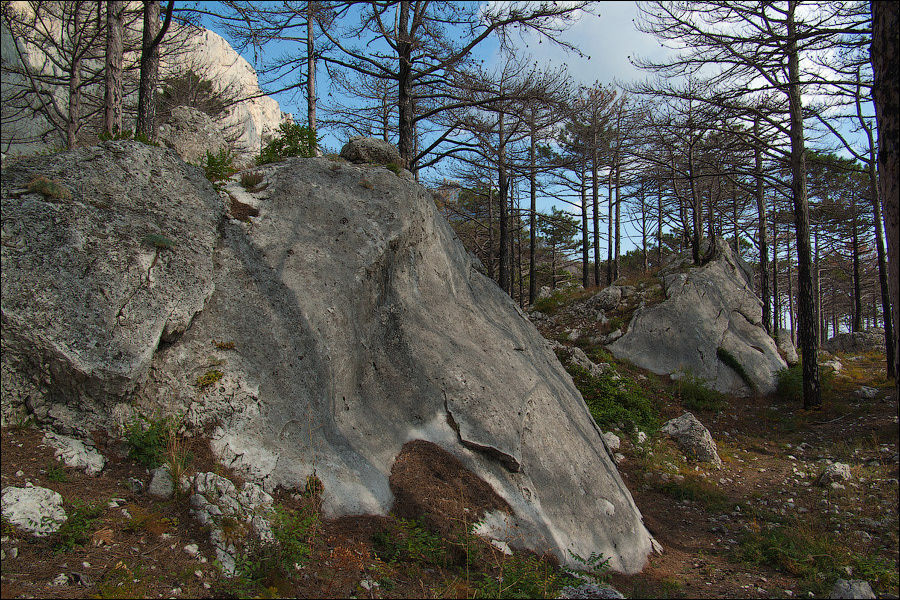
[[1, 485, 67, 536], [820, 357, 843, 373], [51, 573, 70, 586], [184, 543, 200, 558], [188, 472, 274, 575], [820, 463, 852, 485], [537, 286, 552, 301], [558, 582, 626, 599], [42, 432, 106, 475], [147, 466, 175, 500], [490, 539, 512, 555], [339, 136, 401, 166], [855, 386, 878, 400], [360, 579, 379, 591], [613, 453, 625, 464], [551, 342, 612, 379], [660, 412, 722, 465], [602, 432, 621, 452], [828, 579, 875, 599], [588, 286, 623, 311], [635, 431, 648, 445]]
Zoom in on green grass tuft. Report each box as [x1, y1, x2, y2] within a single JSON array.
[[141, 233, 176, 250], [567, 364, 659, 434], [674, 372, 726, 411], [27, 175, 71, 200], [716, 347, 755, 390]]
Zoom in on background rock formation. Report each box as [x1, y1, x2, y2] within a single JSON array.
[[1, 143, 654, 573], [608, 239, 787, 396]]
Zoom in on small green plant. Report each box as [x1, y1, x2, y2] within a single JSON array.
[[141, 233, 176, 250], [674, 371, 726, 411], [257, 122, 318, 165], [775, 362, 833, 403], [568, 550, 611, 584], [204, 147, 236, 181], [716, 347, 755, 391], [52, 500, 103, 552], [45, 462, 68, 483], [125, 414, 179, 468], [27, 175, 71, 200], [197, 369, 224, 389], [385, 162, 402, 175], [474, 552, 564, 599], [566, 364, 659, 434], [213, 339, 235, 350], [239, 171, 265, 190], [607, 315, 625, 332], [372, 519, 447, 566]]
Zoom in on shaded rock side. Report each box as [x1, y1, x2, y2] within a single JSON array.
[[143, 158, 652, 572], [822, 328, 885, 354], [1, 141, 222, 432], [1, 146, 653, 573], [608, 238, 786, 396], [156, 106, 228, 165]]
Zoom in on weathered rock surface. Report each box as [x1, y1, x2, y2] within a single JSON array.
[[1, 141, 222, 434], [188, 471, 274, 575], [660, 412, 721, 465], [340, 136, 402, 165], [608, 238, 786, 396], [549, 341, 613, 379], [822, 329, 885, 354], [820, 462, 852, 485], [776, 329, 799, 366], [588, 286, 623, 311], [1, 144, 653, 572], [43, 432, 106, 475], [1, 485, 67, 536], [558, 582, 626, 599], [828, 579, 876, 599], [156, 106, 228, 165], [148, 466, 175, 500]]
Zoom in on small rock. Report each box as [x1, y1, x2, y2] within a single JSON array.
[[660, 412, 722, 465], [51, 573, 70, 586], [613, 453, 625, 464], [491, 539, 512, 555], [43, 432, 106, 475], [147, 466, 174, 500], [635, 431, 647, 444], [828, 579, 875, 599], [855, 386, 878, 400], [184, 543, 200, 558], [126, 477, 144, 494], [15, 470, 23, 478], [1, 486, 67, 536], [602, 432, 621, 452], [820, 463, 852, 485], [360, 579, 379, 591]]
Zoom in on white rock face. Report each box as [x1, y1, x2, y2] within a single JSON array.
[[162, 24, 291, 161], [43, 432, 106, 475], [609, 238, 787, 396], [0, 5, 289, 160], [1, 486, 67, 536], [1, 143, 655, 574]]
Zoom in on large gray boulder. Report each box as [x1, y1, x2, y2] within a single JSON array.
[[1, 141, 222, 432], [156, 106, 228, 165], [1, 144, 654, 573], [340, 136, 402, 165], [822, 329, 885, 354], [608, 238, 786, 396], [776, 329, 799, 366], [660, 412, 721, 465]]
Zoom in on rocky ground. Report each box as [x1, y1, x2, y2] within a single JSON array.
[[2, 285, 898, 598]]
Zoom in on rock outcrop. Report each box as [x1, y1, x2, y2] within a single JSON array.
[[156, 106, 228, 165], [1, 143, 654, 573], [339, 136, 402, 165], [1, 485, 67, 536], [822, 329, 885, 354], [0, 5, 289, 160], [608, 239, 787, 396], [1, 141, 222, 432], [660, 412, 722, 465]]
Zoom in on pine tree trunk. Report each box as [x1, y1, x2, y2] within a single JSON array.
[[498, 112, 509, 294], [581, 164, 589, 288], [871, 0, 900, 381], [787, 1, 821, 409], [851, 204, 862, 332], [307, 2, 316, 134], [592, 138, 601, 286], [614, 164, 621, 280], [104, 1, 124, 135], [137, 1, 161, 138], [606, 169, 613, 284], [868, 156, 895, 376], [397, 2, 414, 169], [528, 116, 537, 304]]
